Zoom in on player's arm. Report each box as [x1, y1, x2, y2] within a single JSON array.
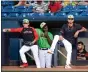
[[46, 35, 52, 45], [59, 24, 65, 40], [78, 27, 87, 32], [77, 56, 86, 60], [44, 32, 53, 45], [31, 27, 39, 44], [3, 28, 23, 32], [74, 24, 87, 38], [3, 28, 11, 32], [48, 33, 53, 45], [60, 24, 65, 36]]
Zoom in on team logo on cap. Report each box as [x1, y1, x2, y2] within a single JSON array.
[[68, 15, 74, 19], [23, 19, 29, 23]]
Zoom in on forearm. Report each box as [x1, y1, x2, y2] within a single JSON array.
[[3, 28, 11, 32], [46, 36, 52, 45], [74, 27, 87, 38], [78, 57, 86, 60], [32, 39, 37, 44], [78, 27, 87, 32], [3, 28, 22, 32], [32, 27, 39, 43]]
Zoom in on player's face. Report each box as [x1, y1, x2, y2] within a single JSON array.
[[43, 25, 48, 32], [68, 23, 73, 27], [23, 23, 29, 28], [68, 18, 74, 27], [20, 0, 26, 3], [68, 18, 74, 23], [77, 44, 83, 50]]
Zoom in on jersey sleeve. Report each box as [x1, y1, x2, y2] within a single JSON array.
[[59, 24, 65, 35], [49, 32, 53, 40], [10, 28, 23, 32], [35, 28, 43, 37], [31, 27, 38, 41], [76, 24, 82, 30]]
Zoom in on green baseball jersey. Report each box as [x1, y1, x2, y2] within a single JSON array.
[[36, 28, 53, 49]]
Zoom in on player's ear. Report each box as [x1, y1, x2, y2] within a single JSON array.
[[82, 45, 85, 49]]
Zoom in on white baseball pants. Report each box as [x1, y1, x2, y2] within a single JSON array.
[[39, 49, 52, 68], [19, 45, 40, 68], [50, 35, 72, 65]]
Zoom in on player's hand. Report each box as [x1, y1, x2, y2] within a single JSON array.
[[74, 31, 80, 38], [29, 42, 34, 46], [3, 29, 7, 32], [44, 32, 48, 38], [77, 56, 86, 60], [59, 35, 64, 40], [3, 29, 10, 32], [40, 33, 44, 37], [31, 40, 36, 45]]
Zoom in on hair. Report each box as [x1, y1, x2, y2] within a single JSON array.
[[77, 41, 86, 52], [77, 41, 84, 45]]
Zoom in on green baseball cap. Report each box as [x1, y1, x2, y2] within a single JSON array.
[[23, 19, 29, 24]]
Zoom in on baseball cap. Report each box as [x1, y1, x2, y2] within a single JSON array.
[[23, 19, 29, 24], [68, 15, 74, 19], [40, 22, 46, 28]]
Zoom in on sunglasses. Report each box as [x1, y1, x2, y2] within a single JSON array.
[[68, 18, 74, 20]]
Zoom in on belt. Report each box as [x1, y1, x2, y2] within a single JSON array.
[[40, 48, 49, 50]]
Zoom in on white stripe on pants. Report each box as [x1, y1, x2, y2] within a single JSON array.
[[39, 49, 52, 68], [19, 45, 40, 68], [50, 35, 72, 65]]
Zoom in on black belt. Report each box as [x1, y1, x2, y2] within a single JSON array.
[[40, 48, 49, 50]]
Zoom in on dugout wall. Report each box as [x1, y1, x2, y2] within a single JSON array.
[[1, 18, 88, 66]]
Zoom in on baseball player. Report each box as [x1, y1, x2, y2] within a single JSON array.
[[48, 15, 87, 69], [3, 19, 40, 68], [36, 22, 53, 68]]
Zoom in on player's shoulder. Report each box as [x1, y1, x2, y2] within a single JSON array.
[[48, 32, 53, 36], [17, 27, 23, 30], [35, 28, 43, 35], [30, 26, 34, 28], [62, 24, 67, 27], [36, 28, 43, 32], [74, 23, 81, 26], [48, 31, 52, 34], [36, 28, 42, 30], [63, 24, 67, 25], [30, 27, 35, 29], [48, 32, 53, 39]]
